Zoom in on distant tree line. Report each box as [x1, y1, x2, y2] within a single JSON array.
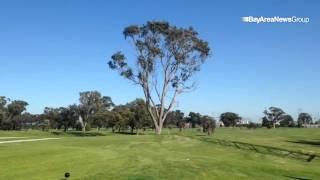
[[261, 106, 317, 128], [0, 95, 319, 132], [0, 92, 216, 135], [217, 107, 319, 129]]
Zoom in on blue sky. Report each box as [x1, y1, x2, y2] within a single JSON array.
[[0, 0, 319, 121]]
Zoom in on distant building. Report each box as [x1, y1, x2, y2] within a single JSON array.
[[216, 121, 224, 127], [237, 119, 249, 125], [184, 123, 191, 128], [302, 124, 320, 128]]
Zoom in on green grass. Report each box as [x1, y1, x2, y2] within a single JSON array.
[[0, 128, 319, 180]]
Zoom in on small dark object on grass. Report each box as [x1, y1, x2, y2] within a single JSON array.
[[306, 154, 316, 162], [65, 172, 70, 178]]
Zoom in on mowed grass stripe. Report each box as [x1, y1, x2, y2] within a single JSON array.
[[0, 138, 61, 144]]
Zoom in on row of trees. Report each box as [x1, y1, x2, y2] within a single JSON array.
[[1, 94, 318, 132], [0, 96, 29, 130], [43, 91, 114, 132], [262, 107, 317, 128], [214, 108, 318, 128], [0, 92, 216, 135], [43, 94, 216, 135]]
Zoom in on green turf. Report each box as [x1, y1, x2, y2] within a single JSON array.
[[0, 128, 319, 180]]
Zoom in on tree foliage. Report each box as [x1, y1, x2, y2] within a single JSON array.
[[0, 98, 28, 130], [200, 115, 216, 135], [7, 100, 28, 120], [78, 91, 114, 131], [220, 112, 241, 127], [263, 107, 286, 128], [297, 113, 312, 127], [186, 112, 201, 128], [280, 115, 295, 127], [0, 96, 8, 124], [166, 110, 185, 131]]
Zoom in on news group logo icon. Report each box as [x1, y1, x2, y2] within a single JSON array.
[[242, 16, 250, 23], [241, 16, 309, 24]]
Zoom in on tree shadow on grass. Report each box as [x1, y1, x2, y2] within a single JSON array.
[[287, 140, 320, 146], [195, 134, 207, 137], [115, 131, 137, 135], [51, 131, 106, 136], [283, 175, 312, 180], [192, 137, 317, 162]]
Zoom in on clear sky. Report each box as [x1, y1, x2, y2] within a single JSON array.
[[1, 0, 319, 121]]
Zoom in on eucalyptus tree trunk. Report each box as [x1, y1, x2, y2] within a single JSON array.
[[78, 115, 87, 132]]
